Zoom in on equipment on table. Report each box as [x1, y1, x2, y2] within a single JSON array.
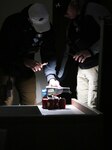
[[42, 86, 71, 110]]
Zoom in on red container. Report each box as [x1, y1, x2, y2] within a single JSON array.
[[59, 98, 66, 109], [54, 98, 59, 109], [42, 97, 48, 109], [42, 97, 66, 109], [47, 99, 55, 110]]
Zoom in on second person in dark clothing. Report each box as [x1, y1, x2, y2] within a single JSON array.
[[64, 0, 111, 108]]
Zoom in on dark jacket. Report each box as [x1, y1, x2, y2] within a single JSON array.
[[0, 5, 57, 82], [67, 14, 100, 69], [66, 2, 111, 69]]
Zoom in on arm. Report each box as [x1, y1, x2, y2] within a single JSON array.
[[72, 15, 100, 63], [40, 28, 60, 87], [0, 14, 41, 73]]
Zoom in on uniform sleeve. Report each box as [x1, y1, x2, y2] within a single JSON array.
[[40, 28, 57, 83], [0, 14, 29, 68], [74, 15, 100, 51]]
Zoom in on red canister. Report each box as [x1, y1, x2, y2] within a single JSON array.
[[47, 99, 55, 110], [42, 97, 48, 109], [59, 98, 66, 109]]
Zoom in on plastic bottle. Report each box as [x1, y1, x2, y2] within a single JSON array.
[[42, 89, 48, 109]]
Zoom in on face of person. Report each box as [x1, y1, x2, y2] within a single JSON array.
[[65, 5, 79, 20]]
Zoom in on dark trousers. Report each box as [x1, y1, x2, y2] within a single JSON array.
[[0, 69, 36, 105]]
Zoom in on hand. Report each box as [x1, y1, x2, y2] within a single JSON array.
[[24, 58, 48, 72], [48, 79, 61, 87], [73, 50, 92, 63]]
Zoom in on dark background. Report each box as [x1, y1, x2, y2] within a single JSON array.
[[0, 0, 111, 149]]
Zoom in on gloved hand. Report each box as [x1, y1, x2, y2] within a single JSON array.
[[48, 79, 61, 87], [73, 50, 92, 63], [24, 58, 48, 72]]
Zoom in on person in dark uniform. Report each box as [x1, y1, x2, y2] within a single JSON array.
[[63, 0, 111, 108], [0, 3, 61, 105]]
